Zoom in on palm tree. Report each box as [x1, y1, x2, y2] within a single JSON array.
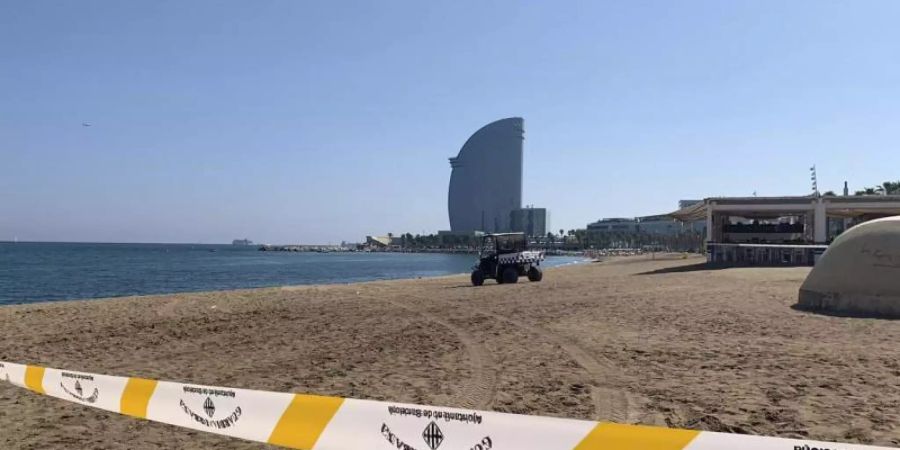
[[854, 181, 900, 196]]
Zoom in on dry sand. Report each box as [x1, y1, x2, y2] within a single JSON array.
[[1, 255, 899, 449]]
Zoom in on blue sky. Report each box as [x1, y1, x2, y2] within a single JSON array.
[[2, 1, 899, 244]]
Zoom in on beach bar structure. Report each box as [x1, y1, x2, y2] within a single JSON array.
[[670, 195, 900, 265]]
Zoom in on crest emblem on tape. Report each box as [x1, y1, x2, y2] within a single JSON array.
[[203, 396, 215, 418], [422, 421, 444, 450], [179, 386, 242, 429], [60, 372, 100, 404]]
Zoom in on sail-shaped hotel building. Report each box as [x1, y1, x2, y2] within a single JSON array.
[[447, 118, 525, 233]]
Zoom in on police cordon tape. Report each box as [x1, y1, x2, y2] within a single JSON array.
[[0, 361, 893, 450]]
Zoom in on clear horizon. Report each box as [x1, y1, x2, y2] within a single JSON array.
[[4, 1, 900, 244]]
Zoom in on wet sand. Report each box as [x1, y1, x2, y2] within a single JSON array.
[[1, 255, 898, 448]]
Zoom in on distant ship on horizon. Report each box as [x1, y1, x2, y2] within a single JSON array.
[[232, 238, 253, 246]]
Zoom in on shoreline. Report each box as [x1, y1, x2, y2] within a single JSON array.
[[0, 253, 592, 308], [2, 255, 898, 448]]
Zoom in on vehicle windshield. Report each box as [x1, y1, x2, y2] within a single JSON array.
[[496, 235, 525, 253]]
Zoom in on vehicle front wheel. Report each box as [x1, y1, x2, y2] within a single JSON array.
[[527, 266, 543, 282], [501, 266, 519, 284], [471, 269, 485, 286]]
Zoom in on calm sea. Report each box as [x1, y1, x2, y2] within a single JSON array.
[[0, 242, 584, 305]]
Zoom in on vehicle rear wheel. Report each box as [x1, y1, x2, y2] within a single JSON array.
[[471, 269, 485, 286], [527, 266, 543, 282], [501, 266, 519, 284]]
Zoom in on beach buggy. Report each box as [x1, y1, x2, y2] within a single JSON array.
[[471, 232, 545, 286]]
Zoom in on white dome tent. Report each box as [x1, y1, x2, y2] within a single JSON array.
[[797, 216, 900, 318]]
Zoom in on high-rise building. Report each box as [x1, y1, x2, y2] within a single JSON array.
[[510, 207, 548, 237], [448, 118, 524, 232]]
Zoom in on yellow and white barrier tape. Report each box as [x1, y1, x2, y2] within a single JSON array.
[[0, 361, 892, 450]]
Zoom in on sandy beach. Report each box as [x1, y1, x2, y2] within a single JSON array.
[[1, 255, 898, 449]]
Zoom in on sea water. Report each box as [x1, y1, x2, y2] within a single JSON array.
[[0, 242, 584, 305]]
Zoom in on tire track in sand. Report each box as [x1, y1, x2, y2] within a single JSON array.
[[481, 312, 637, 423], [369, 293, 498, 410]]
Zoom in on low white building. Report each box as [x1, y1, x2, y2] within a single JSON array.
[[670, 195, 900, 265]]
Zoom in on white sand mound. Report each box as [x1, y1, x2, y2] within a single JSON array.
[[798, 216, 900, 317]]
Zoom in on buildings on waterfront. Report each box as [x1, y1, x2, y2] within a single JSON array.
[[447, 117, 523, 233], [510, 206, 548, 237], [673, 194, 900, 245], [634, 214, 683, 234], [446, 117, 548, 236], [671, 194, 900, 265], [365, 235, 396, 248], [436, 229, 484, 246], [586, 217, 638, 233], [586, 216, 686, 235], [585, 202, 704, 236]]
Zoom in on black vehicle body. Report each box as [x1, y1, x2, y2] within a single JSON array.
[[471, 233, 544, 286]]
